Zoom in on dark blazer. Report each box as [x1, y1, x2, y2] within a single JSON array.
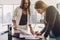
[[40, 6, 60, 37]]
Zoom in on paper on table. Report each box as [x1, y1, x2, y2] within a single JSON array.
[[20, 34, 40, 39], [16, 28, 37, 39], [15, 28, 31, 35]]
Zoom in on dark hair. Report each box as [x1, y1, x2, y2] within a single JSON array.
[[20, 0, 31, 15], [20, 0, 30, 9]]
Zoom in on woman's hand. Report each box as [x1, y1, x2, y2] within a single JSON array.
[[29, 24, 35, 35], [12, 20, 17, 30], [35, 31, 43, 38], [35, 31, 41, 36], [13, 26, 17, 30], [35, 35, 43, 38]]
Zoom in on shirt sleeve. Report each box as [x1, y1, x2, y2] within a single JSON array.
[[12, 7, 18, 20], [44, 6, 57, 37]]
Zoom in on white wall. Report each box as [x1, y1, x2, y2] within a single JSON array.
[[0, 0, 20, 4], [30, 0, 60, 13], [0, 0, 60, 7], [31, 0, 60, 7]]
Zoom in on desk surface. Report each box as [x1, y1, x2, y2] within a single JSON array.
[[0, 33, 56, 40]]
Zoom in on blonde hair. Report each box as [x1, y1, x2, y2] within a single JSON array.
[[35, 1, 48, 10]]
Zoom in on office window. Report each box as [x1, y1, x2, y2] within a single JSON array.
[[3, 4, 19, 24], [3, 5, 13, 24], [0, 5, 3, 24], [2, 4, 19, 33], [13, 4, 19, 10], [0, 5, 3, 33], [57, 3, 60, 13]]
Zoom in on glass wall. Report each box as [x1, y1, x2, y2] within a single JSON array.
[[0, 5, 3, 33], [0, 4, 19, 33]]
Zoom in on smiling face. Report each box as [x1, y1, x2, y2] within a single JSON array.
[[20, 0, 30, 9], [24, 0, 29, 8]]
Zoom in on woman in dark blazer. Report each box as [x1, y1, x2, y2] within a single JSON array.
[[34, 1, 60, 40]]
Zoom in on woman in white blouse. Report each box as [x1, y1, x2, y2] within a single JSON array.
[[12, 0, 34, 38]]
